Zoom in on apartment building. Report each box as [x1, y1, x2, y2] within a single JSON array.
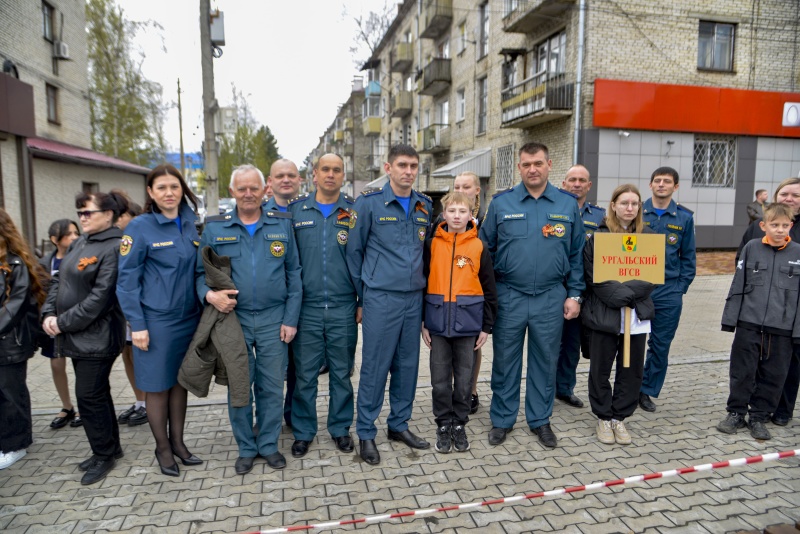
[[0, 0, 147, 247], [309, 0, 800, 247]]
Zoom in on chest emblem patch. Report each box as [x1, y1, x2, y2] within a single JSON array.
[[667, 233, 679, 245], [553, 224, 566, 238], [418, 227, 426, 241], [337, 230, 348, 245], [270, 241, 285, 257], [120, 235, 133, 256]]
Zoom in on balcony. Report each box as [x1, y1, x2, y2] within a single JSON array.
[[418, 58, 451, 96], [366, 153, 383, 171], [391, 42, 414, 72], [390, 91, 413, 119], [418, 124, 450, 153], [362, 116, 381, 136], [503, 0, 575, 34], [420, 0, 453, 39], [343, 117, 353, 130], [365, 80, 381, 97], [333, 130, 344, 142], [501, 72, 574, 129]]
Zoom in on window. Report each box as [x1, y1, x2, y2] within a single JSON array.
[[531, 31, 567, 78], [477, 77, 488, 134], [42, 2, 54, 41], [698, 21, 735, 71], [436, 99, 449, 125], [692, 135, 737, 188], [478, 3, 489, 59], [436, 37, 450, 59], [362, 96, 380, 118], [82, 182, 99, 194], [46, 84, 59, 123], [457, 22, 467, 54], [504, 0, 520, 17], [496, 144, 516, 190], [404, 75, 413, 92], [456, 88, 466, 122]]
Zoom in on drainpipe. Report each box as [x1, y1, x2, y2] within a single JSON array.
[[572, 0, 586, 163]]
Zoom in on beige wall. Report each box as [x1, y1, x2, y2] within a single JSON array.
[[0, 135, 23, 228]]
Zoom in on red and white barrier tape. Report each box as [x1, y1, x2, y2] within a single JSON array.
[[246, 448, 800, 533]]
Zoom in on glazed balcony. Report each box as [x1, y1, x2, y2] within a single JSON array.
[[420, 0, 453, 39], [391, 42, 414, 72], [503, 0, 575, 34], [418, 58, 451, 96], [418, 124, 450, 153], [500, 72, 574, 128], [391, 91, 413, 118]]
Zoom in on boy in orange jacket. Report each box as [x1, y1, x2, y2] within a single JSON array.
[[422, 192, 497, 453]]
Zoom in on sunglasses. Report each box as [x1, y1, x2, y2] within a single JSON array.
[[76, 210, 104, 219]]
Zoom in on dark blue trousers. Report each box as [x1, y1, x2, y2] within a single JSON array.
[[641, 285, 683, 398]]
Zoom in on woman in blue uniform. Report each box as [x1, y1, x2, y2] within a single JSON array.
[[117, 164, 202, 476]]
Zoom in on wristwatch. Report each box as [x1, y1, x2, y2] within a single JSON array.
[[569, 296, 583, 305]]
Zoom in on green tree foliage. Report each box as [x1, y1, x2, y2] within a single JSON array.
[[86, 0, 166, 167], [217, 88, 280, 196]]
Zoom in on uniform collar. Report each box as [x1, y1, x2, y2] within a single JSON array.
[[152, 203, 195, 226], [643, 198, 677, 216], [226, 205, 270, 228], [514, 181, 557, 202], [263, 197, 289, 212], [382, 181, 420, 205], [298, 190, 351, 213]]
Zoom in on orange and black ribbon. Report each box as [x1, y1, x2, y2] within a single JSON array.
[[415, 201, 428, 216]]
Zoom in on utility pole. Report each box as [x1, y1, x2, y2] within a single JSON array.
[[177, 78, 186, 179], [200, 0, 219, 214]]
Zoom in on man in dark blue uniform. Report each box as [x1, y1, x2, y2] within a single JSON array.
[[557, 164, 605, 409], [346, 144, 432, 465], [288, 153, 358, 458], [197, 164, 302, 474], [480, 142, 585, 449], [639, 166, 696, 412]]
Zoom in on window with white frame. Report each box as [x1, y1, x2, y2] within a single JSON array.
[[362, 96, 380, 118], [692, 135, 737, 187], [496, 144, 516, 190], [478, 3, 489, 59], [42, 2, 54, 41], [456, 88, 466, 122], [436, 37, 449, 59], [457, 22, 467, 54], [436, 99, 449, 125], [477, 77, 488, 134], [698, 21, 735, 71], [504, 0, 520, 17]]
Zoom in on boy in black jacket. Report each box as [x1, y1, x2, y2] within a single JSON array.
[[718, 203, 800, 440]]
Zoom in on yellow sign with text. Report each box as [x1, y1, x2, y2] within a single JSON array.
[[593, 233, 665, 284]]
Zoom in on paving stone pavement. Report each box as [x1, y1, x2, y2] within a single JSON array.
[[3, 275, 800, 533]]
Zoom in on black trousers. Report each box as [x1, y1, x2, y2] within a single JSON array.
[[588, 329, 646, 421], [283, 344, 295, 427], [73, 357, 120, 459], [0, 359, 33, 453], [430, 335, 475, 426], [775, 344, 800, 419], [726, 329, 793, 422]]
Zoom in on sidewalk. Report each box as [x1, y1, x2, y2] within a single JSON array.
[[2, 274, 799, 533]]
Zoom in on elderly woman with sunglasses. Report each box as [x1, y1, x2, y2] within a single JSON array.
[[42, 190, 129, 485]]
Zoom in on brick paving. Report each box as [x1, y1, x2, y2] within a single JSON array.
[[3, 274, 799, 533]]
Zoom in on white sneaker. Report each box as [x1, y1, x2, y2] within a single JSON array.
[[611, 420, 632, 445], [0, 449, 26, 469], [596, 419, 615, 444]]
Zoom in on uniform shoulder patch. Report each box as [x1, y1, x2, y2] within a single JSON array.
[[558, 188, 578, 199], [205, 214, 228, 222], [361, 187, 382, 196], [288, 192, 310, 205], [492, 186, 514, 199], [414, 191, 432, 203], [677, 203, 694, 215], [266, 210, 292, 219], [588, 202, 606, 212], [343, 193, 355, 204]]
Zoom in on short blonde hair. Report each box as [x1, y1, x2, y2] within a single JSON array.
[[440, 191, 474, 211], [763, 202, 794, 223]]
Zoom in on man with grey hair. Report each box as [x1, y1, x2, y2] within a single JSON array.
[[196, 163, 302, 474]]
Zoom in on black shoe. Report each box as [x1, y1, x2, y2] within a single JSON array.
[[81, 457, 115, 485], [388, 428, 430, 449], [234, 456, 255, 475], [556, 394, 584, 408], [435, 425, 452, 453], [469, 394, 480, 415], [748, 419, 772, 440], [171, 446, 203, 466], [532, 423, 557, 448], [291, 440, 311, 458], [78, 449, 123, 471], [117, 405, 137, 423], [452, 425, 470, 452], [69, 415, 84, 428], [333, 435, 354, 453], [155, 450, 179, 477], [127, 406, 148, 426], [265, 452, 286, 469], [638, 393, 657, 413], [771, 414, 791, 426], [716, 412, 746, 434], [50, 408, 75, 429], [319, 363, 329, 375], [488, 427, 512, 446], [359, 439, 380, 465]]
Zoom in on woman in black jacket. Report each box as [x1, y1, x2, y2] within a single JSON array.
[[42, 191, 129, 485], [582, 184, 655, 447], [0, 209, 47, 470]]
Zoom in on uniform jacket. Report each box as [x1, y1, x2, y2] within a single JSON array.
[[642, 198, 696, 294], [580, 225, 656, 334], [346, 182, 432, 301], [117, 204, 201, 332], [0, 253, 41, 364], [479, 182, 585, 297], [422, 221, 498, 337], [722, 237, 800, 340], [196, 205, 302, 326], [179, 246, 250, 407], [736, 214, 800, 264], [288, 191, 358, 307], [41, 227, 125, 359]]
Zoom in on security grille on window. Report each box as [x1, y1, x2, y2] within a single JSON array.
[[692, 135, 737, 188], [496, 144, 515, 191], [698, 21, 735, 71]]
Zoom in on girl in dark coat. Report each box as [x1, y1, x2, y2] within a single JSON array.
[[582, 184, 655, 447], [0, 208, 47, 470]]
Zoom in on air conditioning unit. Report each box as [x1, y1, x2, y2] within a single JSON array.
[[53, 41, 70, 60]]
